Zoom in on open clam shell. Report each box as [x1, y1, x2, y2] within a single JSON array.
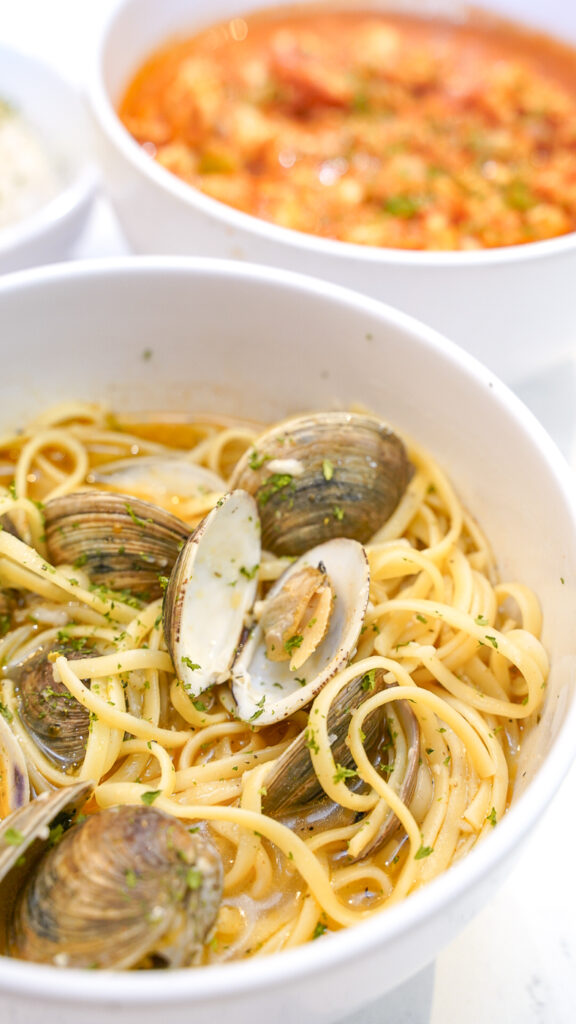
[[231, 538, 370, 725], [163, 490, 261, 697], [90, 455, 226, 508], [229, 411, 411, 557], [44, 491, 190, 599]]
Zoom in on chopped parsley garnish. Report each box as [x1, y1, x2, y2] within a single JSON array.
[[304, 728, 320, 755], [124, 503, 153, 527], [486, 807, 498, 828], [333, 764, 358, 784], [186, 867, 203, 890], [182, 657, 201, 671], [414, 844, 434, 860], [125, 868, 138, 888], [0, 701, 13, 722], [239, 564, 259, 580], [141, 790, 162, 805], [284, 634, 303, 655], [504, 179, 536, 212], [257, 473, 294, 505], [250, 696, 266, 722], [384, 194, 423, 219], [248, 450, 269, 471], [3, 827, 24, 846], [360, 669, 376, 691]]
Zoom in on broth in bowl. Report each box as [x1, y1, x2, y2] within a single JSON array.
[[0, 399, 549, 968]]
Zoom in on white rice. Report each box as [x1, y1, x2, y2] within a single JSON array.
[[0, 100, 60, 230]]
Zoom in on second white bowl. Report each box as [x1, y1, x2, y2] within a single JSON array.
[[89, 0, 576, 384], [0, 45, 97, 274]]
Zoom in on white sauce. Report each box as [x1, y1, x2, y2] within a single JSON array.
[[0, 100, 60, 230]]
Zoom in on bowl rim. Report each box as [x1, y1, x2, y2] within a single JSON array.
[[88, 0, 576, 268], [0, 255, 575, 1003], [0, 43, 98, 262]]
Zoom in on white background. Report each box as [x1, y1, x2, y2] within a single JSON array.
[[1, 2, 576, 1020]]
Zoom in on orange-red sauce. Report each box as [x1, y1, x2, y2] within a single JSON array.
[[119, 5, 576, 250]]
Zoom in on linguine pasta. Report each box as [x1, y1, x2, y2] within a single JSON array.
[[0, 403, 548, 963]]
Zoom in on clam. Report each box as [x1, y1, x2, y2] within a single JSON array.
[[44, 491, 190, 599], [0, 514, 22, 541], [6, 802, 223, 969], [90, 455, 226, 508], [163, 490, 261, 698], [262, 670, 421, 858], [0, 781, 92, 951], [0, 783, 223, 968], [162, 490, 371, 723], [7, 639, 101, 772], [229, 411, 411, 557], [231, 538, 370, 725]]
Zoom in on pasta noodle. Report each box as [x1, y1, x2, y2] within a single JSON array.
[[0, 402, 548, 964]]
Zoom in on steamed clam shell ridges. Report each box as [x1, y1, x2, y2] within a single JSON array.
[[0, 782, 93, 951], [7, 640, 102, 772], [229, 411, 412, 557], [262, 670, 421, 858], [44, 492, 190, 599], [7, 803, 223, 969]]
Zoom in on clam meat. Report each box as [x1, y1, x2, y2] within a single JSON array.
[[162, 487, 372, 724], [232, 538, 370, 724]]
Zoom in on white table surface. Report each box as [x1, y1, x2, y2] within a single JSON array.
[[1, 3, 576, 1021]]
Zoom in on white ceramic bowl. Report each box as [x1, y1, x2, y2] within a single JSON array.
[[0, 256, 574, 1024], [88, 0, 576, 385], [0, 45, 97, 274]]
